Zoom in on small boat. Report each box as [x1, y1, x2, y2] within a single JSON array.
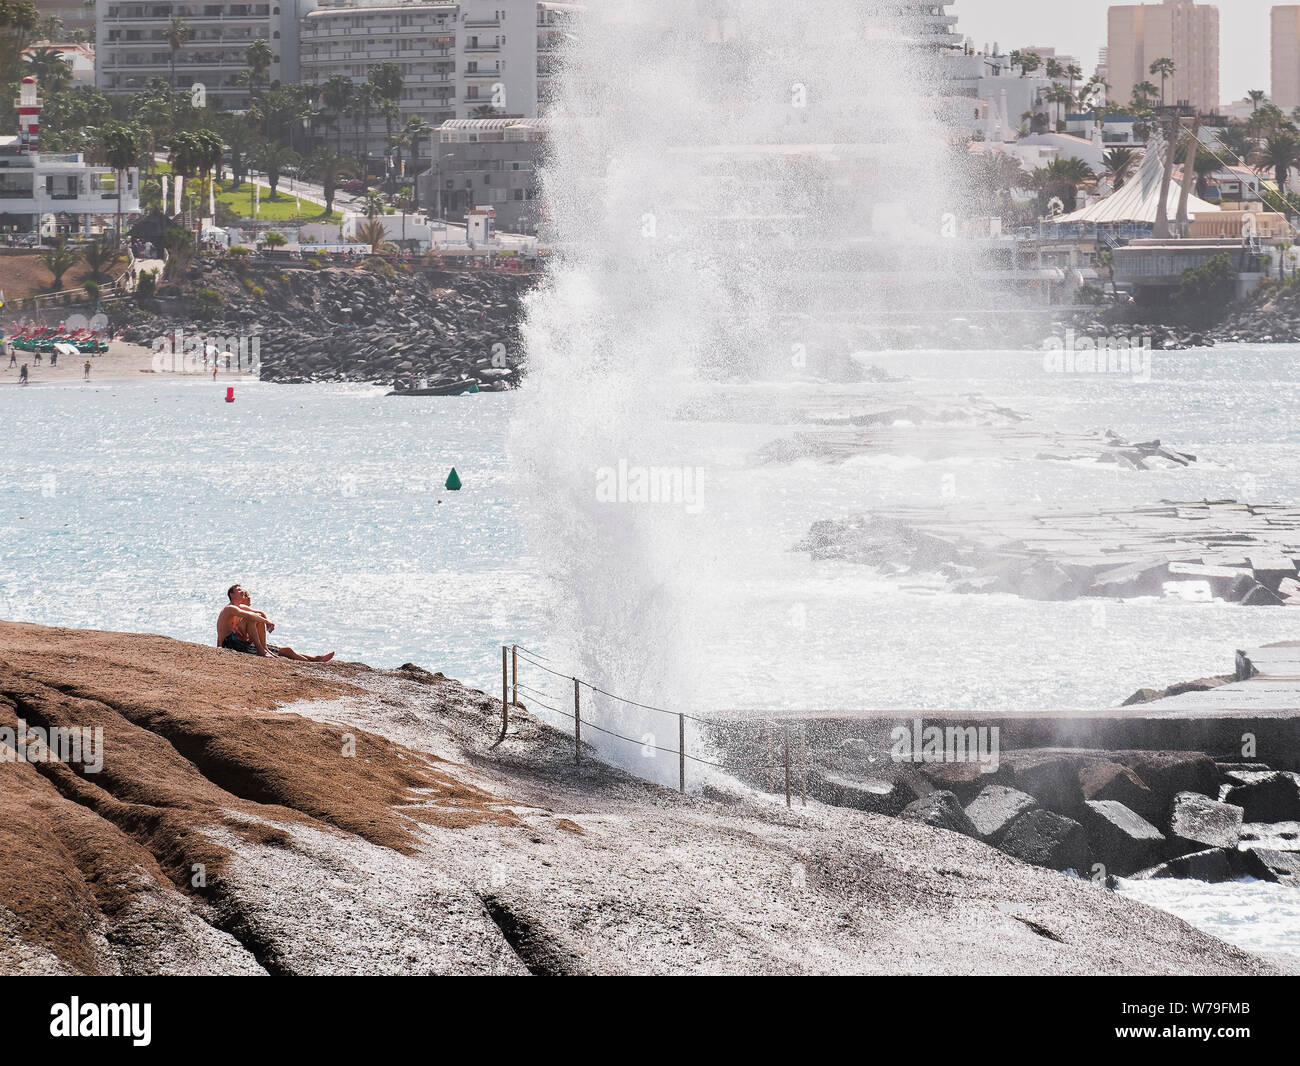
[[386, 379, 480, 397]]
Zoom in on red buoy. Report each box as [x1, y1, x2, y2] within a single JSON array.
[[225, 387, 235, 403]]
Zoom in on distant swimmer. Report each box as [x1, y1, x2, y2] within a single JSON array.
[[216, 583, 335, 662]]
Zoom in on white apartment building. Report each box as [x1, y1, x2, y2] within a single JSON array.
[[96, 0, 318, 109], [299, 0, 572, 160], [0, 80, 141, 239]]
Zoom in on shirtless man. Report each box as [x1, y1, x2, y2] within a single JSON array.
[[216, 584, 334, 662]]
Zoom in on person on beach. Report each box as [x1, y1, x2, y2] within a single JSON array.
[[216, 584, 335, 662], [19, 363, 28, 384], [83, 360, 91, 380]]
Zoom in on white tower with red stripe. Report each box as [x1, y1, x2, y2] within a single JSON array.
[[17, 77, 41, 154]]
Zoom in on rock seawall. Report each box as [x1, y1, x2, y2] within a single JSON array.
[[116, 261, 538, 389]]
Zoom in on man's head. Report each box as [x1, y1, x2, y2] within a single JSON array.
[[227, 584, 250, 606]]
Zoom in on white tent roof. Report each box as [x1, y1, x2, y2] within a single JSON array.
[[1056, 135, 1221, 224]]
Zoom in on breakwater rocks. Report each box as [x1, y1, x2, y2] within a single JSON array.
[[800, 499, 1300, 605], [710, 719, 1300, 887], [117, 261, 538, 389], [1211, 286, 1300, 345]]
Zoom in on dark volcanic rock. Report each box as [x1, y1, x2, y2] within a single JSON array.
[[900, 791, 979, 838], [1168, 791, 1244, 851], [1081, 800, 1166, 876], [996, 751, 1090, 817], [964, 785, 1038, 844], [1223, 772, 1300, 823], [1132, 848, 1236, 883], [1079, 762, 1159, 823], [806, 769, 923, 816], [999, 809, 1091, 873], [1235, 847, 1300, 885]]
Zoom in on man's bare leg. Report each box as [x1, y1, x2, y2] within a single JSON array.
[[242, 617, 273, 656], [275, 646, 335, 663]]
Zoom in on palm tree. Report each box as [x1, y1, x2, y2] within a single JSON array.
[[1032, 156, 1094, 213], [193, 127, 224, 224], [1248, 89, 1268, 111], [253, 140, 297, 200], [369, 62, 404, 190], [321, 74, 355, 153], [1187, 144, 1220, 199], [1102, 146, 1137, 190], [214, 111, 253, 187], [1150, 58, 1175, 107], [1259, 132, 1300, 195], [100, 121, 137, 248], [1045, 58, 1064, 82], [244, 38, 273, 98], [39, 238, 80, 290], [1066, 63, 1083, 100], [81, 234, 117, 281], [398, 115, 431, 210], [352, 216, 388, 253], [165, 17, 192, 88], [23, 46, 71, 93], [361, 189, 386, 219], [1019, 51, 1042, 78], [1131, 81, 1159, 110], [307, 146, 351, 214], [347, 82, 378, 178], [1046, 84, 1074, 130]]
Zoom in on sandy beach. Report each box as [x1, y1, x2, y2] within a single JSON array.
[[1, 338, 258, 386]]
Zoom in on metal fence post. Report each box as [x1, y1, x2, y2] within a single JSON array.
[[488, 642, 506, 748], [511, 644, 518, 707], [800, 721, 807, 807], [679, 713, 686, 794], [783, 724, 791, 808], [573, 677, 581, 764], [765, 721, 774, 792]]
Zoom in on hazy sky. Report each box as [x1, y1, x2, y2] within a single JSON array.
[[957, 0, 1276, 105]]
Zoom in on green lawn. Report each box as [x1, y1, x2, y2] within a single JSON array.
[[212, 179, 342, 225], [150, 162, 342, 225]]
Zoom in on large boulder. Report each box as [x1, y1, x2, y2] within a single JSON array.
[[999, 809, 1091, 873], [900, 791, 979, 838], [1110, 752, 1218, 814], [1078, 762, 1159, 823], [1223, 772, 1300, 823], [1082, 800, 1166, 877], [964, 785, 1038, 844], [1235, 848, 1300, 886], [1131, 848, 1236, 883], [995, 751, 1090, 816], [1168, 791, 1243, 852], [806, 769, 922, 816]]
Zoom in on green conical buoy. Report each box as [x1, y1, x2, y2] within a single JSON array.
[[445, 468, 462, 491], [466, 383, 479, 394]]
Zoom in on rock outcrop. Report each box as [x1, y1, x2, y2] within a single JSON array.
[[0, 621, 1281, 976]]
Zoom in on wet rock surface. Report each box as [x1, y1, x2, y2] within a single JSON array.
[[800, 500, 1300, 606]]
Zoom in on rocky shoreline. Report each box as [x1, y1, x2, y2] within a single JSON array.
[[710, 708, 1300, 892], [115, 260, 537, 390], [0, 620, 1284, 975]]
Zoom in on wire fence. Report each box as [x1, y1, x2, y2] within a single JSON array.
[[494, 644, 808, 804]]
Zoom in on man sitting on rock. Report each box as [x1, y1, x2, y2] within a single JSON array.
[[217, 584, 334, 662]]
